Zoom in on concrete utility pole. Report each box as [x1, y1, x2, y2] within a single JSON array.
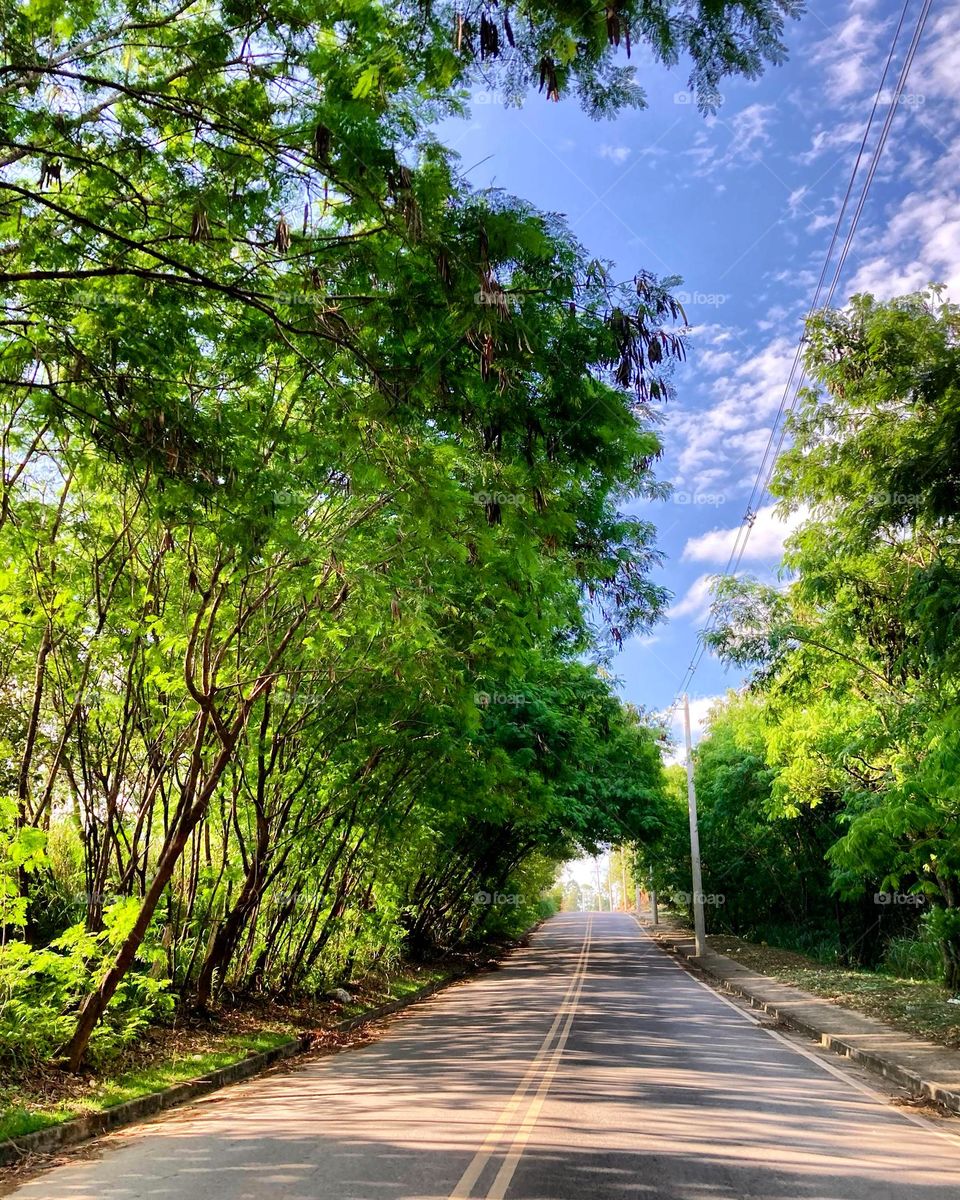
[[594, 855, 603, 912], [648, 868, 658, 926], [619, 850, 628, 912], [683, 693, 707, 956]]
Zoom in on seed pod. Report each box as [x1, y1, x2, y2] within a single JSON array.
[[605, 5, 621, 47], [480, 14, 499, 59], [38, 160, 62, 190], [189, 206, 211, 244], [273, 215, 291, 252], [538, 56, 559, 101], [314, 124, 332, 161], [503, 10, 515, 46]]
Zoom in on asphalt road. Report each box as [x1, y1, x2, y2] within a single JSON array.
[[12, 911, 960, 1200]]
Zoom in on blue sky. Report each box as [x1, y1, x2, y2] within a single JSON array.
[[444, 0, 960, 749]]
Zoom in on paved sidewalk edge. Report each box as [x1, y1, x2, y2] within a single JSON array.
[[0, 967, 471, 1167], [645, 921, 960, 1115]]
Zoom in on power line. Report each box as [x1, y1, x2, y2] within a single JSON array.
[[667, 0, 934, 713]]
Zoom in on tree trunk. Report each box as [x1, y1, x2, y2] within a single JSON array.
[[62, 810, 201, 1070]]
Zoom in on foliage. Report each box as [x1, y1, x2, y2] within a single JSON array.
[[0, 0, 804, 1067], [1, 902, 173, 1068], [699, 290, 960, 987]]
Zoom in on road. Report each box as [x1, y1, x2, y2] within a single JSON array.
[[11, 911, 960, 1200]]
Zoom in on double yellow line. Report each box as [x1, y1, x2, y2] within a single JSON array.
[[448, 918, 593, 1200]]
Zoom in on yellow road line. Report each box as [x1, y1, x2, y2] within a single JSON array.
[[447, 918, 592, 1200], [484, 937, 591, 1199]]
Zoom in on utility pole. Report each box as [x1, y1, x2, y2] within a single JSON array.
[[648, 867, 658, 926], [619, 849, 628, 912], [683, 693, 707, 956], [594, 855, 603, 912]]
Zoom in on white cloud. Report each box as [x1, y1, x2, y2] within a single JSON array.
[[692, 103, 776, 178], [808, 0, 888, 106], [846, 186, 960, 300], [681, 503, 807, 565], [670, 332, 799, 491], [797, 120, 863, 165], [599, 144, 631, 164], [668, 573, 719, 622]]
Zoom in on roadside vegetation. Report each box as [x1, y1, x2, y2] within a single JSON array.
[[0, 957, 461, 1143], [706, 933, 960, 1050], [0, 0, 806, 1086], [638, 291, 960, 998]]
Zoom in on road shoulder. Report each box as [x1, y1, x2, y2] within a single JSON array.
[[643, 917, 960, 1115]]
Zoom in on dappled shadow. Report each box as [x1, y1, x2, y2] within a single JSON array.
[[12, 913, 960, 1200]]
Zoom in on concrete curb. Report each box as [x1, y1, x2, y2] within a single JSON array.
[[0, 967, 471, 1167], [645, 921, 960, 1116]]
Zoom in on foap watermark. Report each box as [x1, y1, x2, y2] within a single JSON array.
[[878, 88, 925, 109], [674, 289, 728, 309], [674, 91, 725, 106], [472, 490, 522, 508], [475, 690, 526, 708], [865, 490, 923, 506], [675, 890, 726, 907], [473, 890, 523, 906], [673, 489, 727, 508], [874, 891, 926, 907]]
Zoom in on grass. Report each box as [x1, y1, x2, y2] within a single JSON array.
[[705, 932, 960, 1049], [336, 963, 451, 1019], [0, 1031, 294, 1142], [1, 961, 460, 1147]]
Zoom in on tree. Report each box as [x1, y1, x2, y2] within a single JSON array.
[[706, 290, 960, 985], [0, 0, 804, 1067]]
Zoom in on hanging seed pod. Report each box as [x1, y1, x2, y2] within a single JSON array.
[[189, 206, 211, 244], [436, 250, 452, 287], [533, 488, 546, 514], [479, 333, 495, 382], [395, 164, 414, 191], [480, 13, 499, 59], [485, 499, 502, 526], [38, 159, 62, 190], [273, 215, 291, 252], [454, 11, 464, 50], [161, 528, 174, 551], [605, 5, 621, 47], [390, 594, 401, 621], [400, 193, 422, 241], [538, 56, 559, 101], [503, 9, 515, 46], [314, 124, 332, 162]]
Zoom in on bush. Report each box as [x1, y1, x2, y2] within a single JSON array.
[[0, 901, 173, 1070], [882, 936, 942, 981]]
